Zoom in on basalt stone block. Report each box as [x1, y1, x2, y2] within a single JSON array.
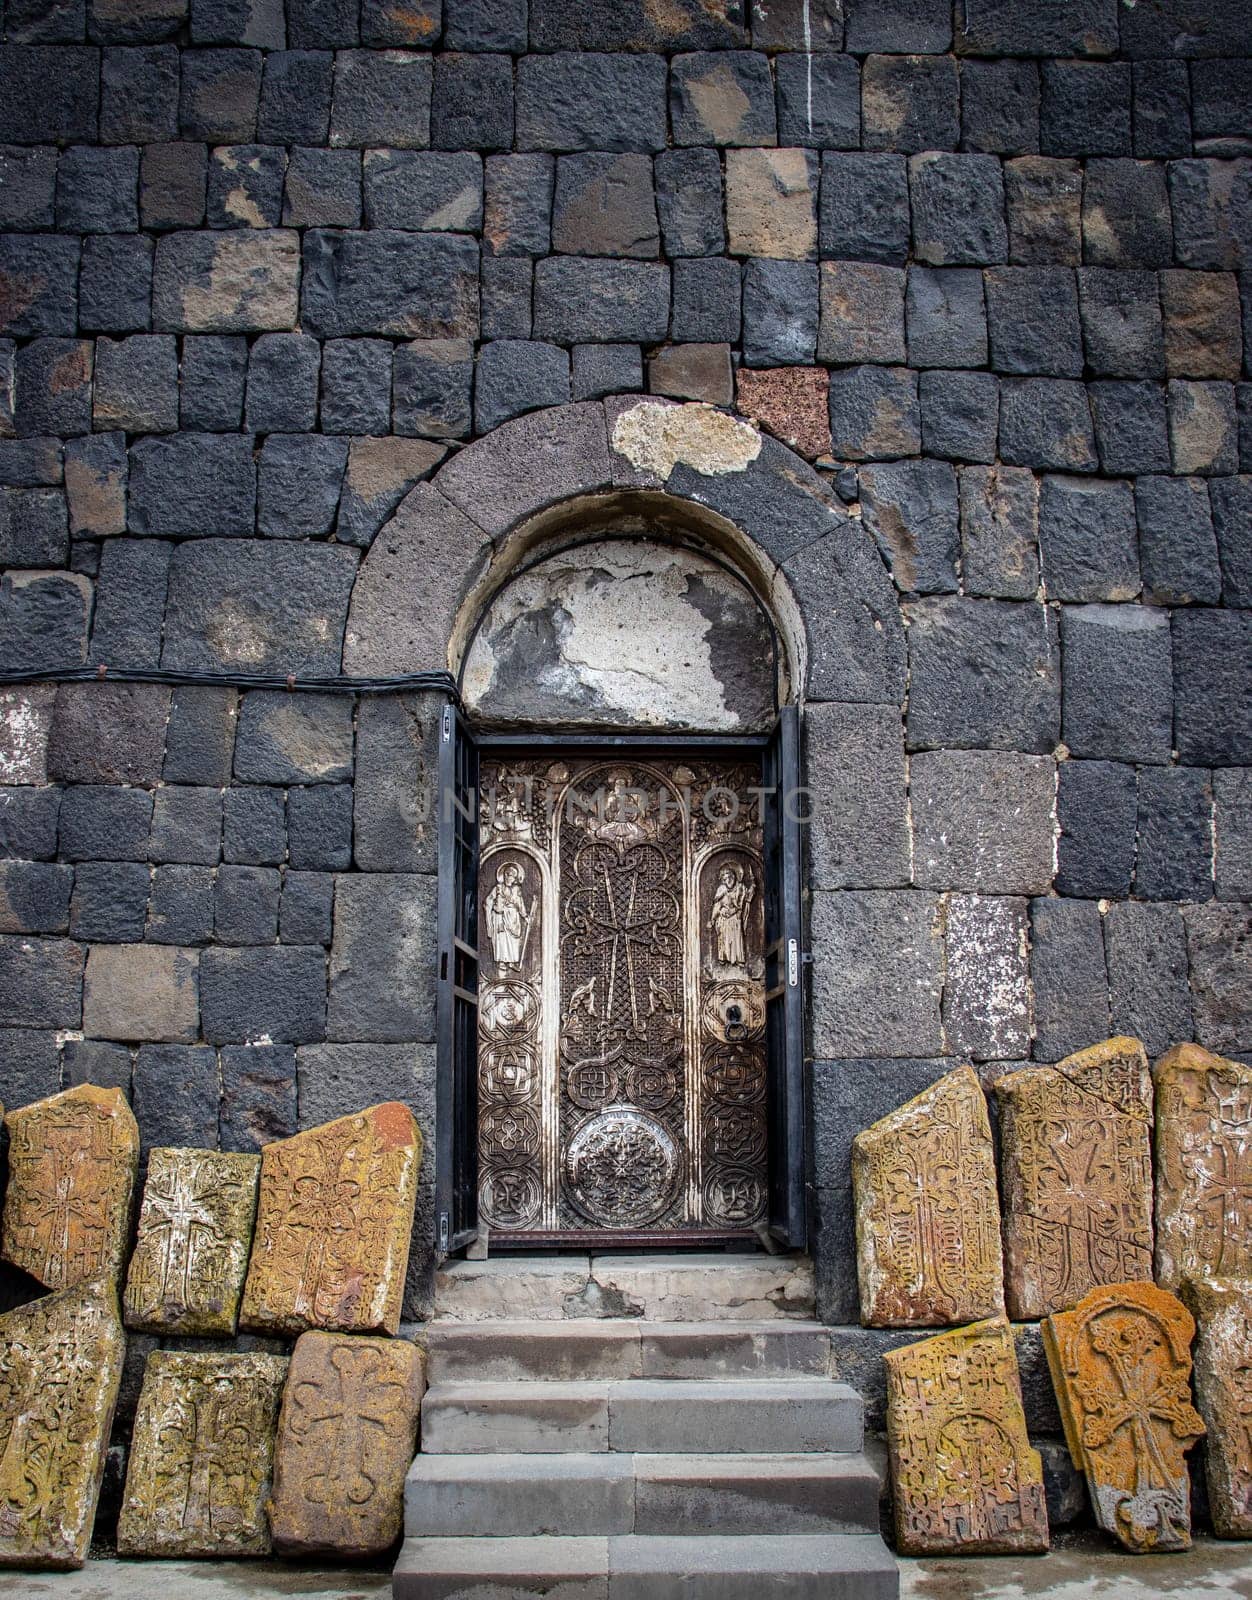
[[909, 152, 1007, 266], [954, 0, 1115, 55], [364, 149, 482, 232], [805, 701, 908, 890], [1169, 158, 1252, 272], [0, 486, 67, 567], [647, 343, 732, 405], [1211, 476, 1252, 607], [887, 1318, 1047, 1555], [146, 864, 214, 945], [0, 1030, 59, 1111], [240, 1102, 421, 1336], [862, 53, 958, 153], [179, 335, 246, 430], [328, 49, 431, 148], [287, 784, 352, 870], [223, 785, 285, 865], [140, 141, 207, 230], [958, 464, 1038, 599], [0, 45, 100, 143], [943, 893, 1032, 1060], [552, 153, 657, 259], [483, 153, 553, 257], [1029, 896, 1111, 1061], [999, 1037, 1154, 1321], [93, 335, 178, 435], [79, 234, 154, 333], [13, 339, 92, 439], [129, 432, 255, 537], [2, 1083, 138, 1291], [1081, 158, 1172, 268], [859, 459, 957, 592], [735, 366, 829, 459], [161, 539, 358, 675], [741, 258, 817, 365], [165, 685, 237, 785], [0, 684, 55, 790], [49, 682, 169, 787], [855, 1066, 1005, 1328], [818, 150, 908, 264], [985, 266, 1082, 377], [179, 47, 262, 141], [654, 148, 724, 257], [670, 51, 776, 147], [62, 1037, 131, 1093], [54, 145, 139, 235], [475, 339, 570, 432], [393, 339, 474, 438], [0, 1281, 125, 1571], [191, 0, 285, 45], [258, 435, 349, 538], [999, 378, 1097, 471], [516, 53, 667, 153], [828, 365, 920, 461], [118, 1350, 287, 1557], [353, 693, 438, 874], [960, 58, 1040, 154], [0, 146, 57, 230], [206, 143, 286, 229], [911, 748, 1055, 894], [283, 147, 361, 228], [219, 1043, 297, 1150], [1089, 380, 1170, 474], [1161, 270, 1243, 381], [70, 860, 151, 943], [430, 53, 514, 152], [0, 571, 92, 673], [259, 50, 334, 144], [1192, 59, 1252, 142], [481, 258, 530, 338], [1137, 477, 1223, 608], [530, 0, 745, 50], [817, 262, 904, 365], [845, 0, 946, 51], [1039, 475, 1139, 600], [669, 258, 740, 345], [320, 339, 391, 434], [919, 369, 998, 463], [810, 891, 943, 1058], [246, 331, 321, 433], [775, 51, 859, 149], [301, 229, 479, 339], [234, 691, 353, 785], [335, 435, 446, 545], [328, 872, 435, 1042], [1004, 155, 1082, 265], [904, 266, 986, 368], [0, 436, 64, 490], [1169, 379, 1239, 475], [443, 0, 523, 50], [214, 863, 281, 944], [83, 942, 199, 1044], [1077, 267, 1164, 377], [1132, 58, 1190, 158], [149, 786, 222, 866], [1056, 758, 1136, 897], [123, 1148, 260, 1335], [200, 944, 326, 1044], [285, 0, 357, 49], [58, 785, 152, 863], [1043, 1283, 1202, 1553], [281, 871, 334, 945], [726, 147, 816, 259], [0, 934, 83, 1029], [153, 230, 299, 332], [1119, 0, 1246, 56], [295, 1043, 432, 1134], [533, 257, 669, 342], [906, 596, 1058, 753], [0, 860, 71, 935], [269, 1330, 424, 1558], [1185, 901, 1252, 1055], [1135, 765, 1213, 902], [1040, 59, 1130, 157]]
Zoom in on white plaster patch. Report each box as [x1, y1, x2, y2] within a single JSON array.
[[0, 686, 55, 784], [610, 401, 762, 480]]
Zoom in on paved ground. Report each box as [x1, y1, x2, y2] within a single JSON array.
[[1, 1533, 1249, 1598]]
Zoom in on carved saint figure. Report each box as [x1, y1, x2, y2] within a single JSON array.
[[710, 862, 753, 968], [485, 861, 532, 968]]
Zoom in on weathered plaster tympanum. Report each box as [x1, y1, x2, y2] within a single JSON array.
[[995, 1038, 1154, 1320], [853, 1064, 1004, 1327], [117, 1351, 289, 1558], [1180, 1277, 1252, 1539], [884, 1316, 1048, 1555], [268, 1331, 426, 1558], [1153, 1043, 1252, 1290], [240, 1102, 421, 1337], [1043, 1281, 1205, 1553], [123, 1147, 261, 1335], [1, 1084, 139, 1291], [0, 1280, 125, 1570]]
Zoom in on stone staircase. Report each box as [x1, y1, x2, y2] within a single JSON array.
[[393, 1255, 899, 1599]]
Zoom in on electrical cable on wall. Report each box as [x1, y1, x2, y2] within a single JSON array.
[[0, 665, 463, 703]]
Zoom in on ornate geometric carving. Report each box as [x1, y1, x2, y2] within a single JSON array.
[[885, 1316, 1049, 1555], [0, 1280, 126, 1570], [268, 1331, 426, 1558], [995, 1037, 1154, 1320], [117, 1351, 288, 1558], [239, 1102, 421, 1337], [1153, 1043, 1252, 1290], [1, 1083, 139, 1292], [123, 1148, 261, 1336], [854, 1065, 1004, 1327], [565, 1107, 679, 1227], [1180, 1276, 1252, 1539]]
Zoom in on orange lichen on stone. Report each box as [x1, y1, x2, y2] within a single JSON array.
[[884, 1316, 1049, 1555], [853, 1064, 1004, 1327], [1, 1083, 138, 1291], [1043, 1281, 1205, 1553], [268, 1331, 426, 1558], [1153, 1043, 1252, 1290], [1180, 1277, 1252, 1539], [735, 367, 832, 460], [239, 1102, 422, 1337], [995, 1037, 1154, 1320]]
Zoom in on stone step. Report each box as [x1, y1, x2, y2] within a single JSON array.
[[405, 1452, 883, 1538], [433, 1253, 816, 1323], [392, 1533, 899, 1599], [426, 1319, 832, 1384], [420, 1380, 863, 1455]]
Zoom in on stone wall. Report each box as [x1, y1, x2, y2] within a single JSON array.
[[0, 0, 1251, 1332]]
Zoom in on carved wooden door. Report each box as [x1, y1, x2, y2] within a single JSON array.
[[476, 754, 768, 1242]]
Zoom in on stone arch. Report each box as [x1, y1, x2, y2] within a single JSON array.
[[342, 398, 905, 712]]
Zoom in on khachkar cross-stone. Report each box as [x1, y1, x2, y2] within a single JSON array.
[[1181, 1277, 1252, 1539]]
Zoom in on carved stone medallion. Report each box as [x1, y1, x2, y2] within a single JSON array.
[[565, 1107, 679, 1227], [1043, 1281, 1205, 1553], [884, 1317, 1048, 1555], [1180, 1276, 1252, 1539]]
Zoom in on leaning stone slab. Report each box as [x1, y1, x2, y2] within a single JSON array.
[[884, 1316, 1048, 1555], [0, 1280, 125, 1570], [268, 1330, 426, 1558], [1, 1083, 138, 1291], [240, 1102, 421, 1337], [853, 1064, 1004, 1328], [1180, 1277, 1252, 1540], [117, 1350, 289, 1558], [1043, 1281, 1205, 1553], [123, 1147, 261, 1336], [1153, 1043, 1252, 1290], [995, 1037, 1154, 1320]]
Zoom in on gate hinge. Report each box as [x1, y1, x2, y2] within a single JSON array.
[[441, 706, 452, 742]]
